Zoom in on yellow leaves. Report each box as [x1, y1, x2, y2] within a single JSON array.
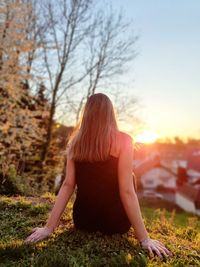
[[0, 0, 37, 91], [125, 253, 132, 264], [187, 217, 199, 228], [194, 232, 200, 243], [0, 121, 10, 134]]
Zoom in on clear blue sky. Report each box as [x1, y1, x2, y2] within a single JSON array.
[[109, 0, 200, 140]]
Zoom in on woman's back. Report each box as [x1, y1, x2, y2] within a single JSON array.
[[67, 94, 133, 234], [73, 152, 131, 235]]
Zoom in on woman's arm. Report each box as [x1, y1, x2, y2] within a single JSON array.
[[44, 157, 76, 231], [118, 133, 172, 257], [25, 156, 76, 243], [118, 134, 148, 241]]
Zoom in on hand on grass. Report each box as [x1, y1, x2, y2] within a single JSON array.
[[25, 226, 53, 243], [140, 238, 173, 258]]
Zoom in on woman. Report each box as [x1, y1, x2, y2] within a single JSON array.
[[25, 93, 172, 258]]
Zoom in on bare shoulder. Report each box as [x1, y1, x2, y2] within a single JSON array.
[[111, 131, 133, 157], [117, 131, 133, 153], [117, 131, 133, 144]]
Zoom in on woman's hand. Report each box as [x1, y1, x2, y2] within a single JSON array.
[[140, 238, 173, 258], [24, 226, 53, 243]]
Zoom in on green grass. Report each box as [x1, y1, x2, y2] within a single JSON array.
[[0, 194, 199, 267]]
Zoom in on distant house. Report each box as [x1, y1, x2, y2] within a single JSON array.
[[176, 183, 200, 215], [187, 169, 200, 185], [170, 159, 188, 174], [140, 165, 177, 191], [185, 146, 200, 172]]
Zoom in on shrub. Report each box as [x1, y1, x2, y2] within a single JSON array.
[[0, 165, 31, 196]]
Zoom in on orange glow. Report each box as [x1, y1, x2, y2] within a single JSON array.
[[135, 130, 159, 144]]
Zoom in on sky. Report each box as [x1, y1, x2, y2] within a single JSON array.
[[108, 0, 200, 140]]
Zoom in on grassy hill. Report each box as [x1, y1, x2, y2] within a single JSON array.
[[0, 193, 199, 267]]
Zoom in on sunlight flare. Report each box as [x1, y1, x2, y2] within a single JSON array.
[[135, 130, 160, 144]]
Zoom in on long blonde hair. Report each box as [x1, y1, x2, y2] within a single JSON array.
[[68, 93, 118, 162]]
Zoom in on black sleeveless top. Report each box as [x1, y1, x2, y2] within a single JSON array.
[[73, 155, 131, 235]]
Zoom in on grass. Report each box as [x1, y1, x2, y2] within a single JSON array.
[[0, 193, 200, 267]]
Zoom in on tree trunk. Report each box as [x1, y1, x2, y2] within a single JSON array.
[[41, 99, 55, 163]]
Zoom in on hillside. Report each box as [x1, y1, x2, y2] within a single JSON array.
[[0, 194, 199, 267]]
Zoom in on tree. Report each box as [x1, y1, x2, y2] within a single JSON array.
[[34, 0, 138, 162], [0, 0, 32, 94], [35, 0, 93, 162], [0, 0, 49, 181], [0, 0, 139, 190], [71, 9, 137, 123], [186, 138, 200, 146]]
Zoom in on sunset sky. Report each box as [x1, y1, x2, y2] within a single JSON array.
[[109, 0, 200, 140]]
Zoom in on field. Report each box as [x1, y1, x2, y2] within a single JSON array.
[[0, 193, 200, 267]]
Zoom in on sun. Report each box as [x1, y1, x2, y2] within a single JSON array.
[[135, 130, 160, 144]]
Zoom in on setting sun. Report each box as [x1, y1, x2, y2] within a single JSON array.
[[135, 130, 160, 144]]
